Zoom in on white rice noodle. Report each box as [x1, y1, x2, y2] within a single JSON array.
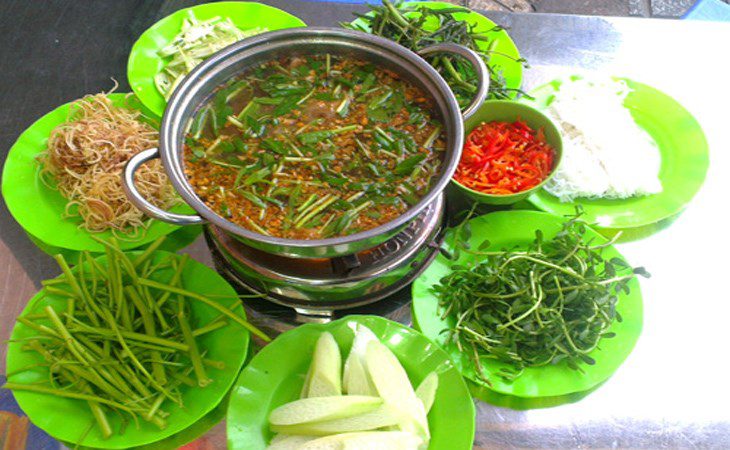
[[543, 77, 663, 202]]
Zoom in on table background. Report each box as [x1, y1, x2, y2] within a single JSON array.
[[2, 1, 730, 448]]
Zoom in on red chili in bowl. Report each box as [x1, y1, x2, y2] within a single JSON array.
[[455, 120, 555, 195]]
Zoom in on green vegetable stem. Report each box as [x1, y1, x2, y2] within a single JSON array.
[[2, 236, 268, 441], [344, 0, 531, 107]]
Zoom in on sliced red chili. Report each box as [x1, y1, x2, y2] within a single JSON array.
[[454, 119, 555, 195]]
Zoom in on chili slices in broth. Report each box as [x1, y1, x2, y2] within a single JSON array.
[[183, 54, 446, 240]]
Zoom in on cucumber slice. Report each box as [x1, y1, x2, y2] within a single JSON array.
[[304, 332, 342, 398], [343, 357, 373, 396], [300, 431, 422, 450], [267, 434, 317, 449], [269, 395, 383, 426], [365, 341, 430, 446], [271, 404, 401, 436], [343, 325, 378, 396], [415, 372, 438, 414]]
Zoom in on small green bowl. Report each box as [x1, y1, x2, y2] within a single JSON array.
[[453, 100, 563, 205]]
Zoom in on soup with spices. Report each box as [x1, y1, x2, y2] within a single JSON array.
[[184, 54, 446, 240]]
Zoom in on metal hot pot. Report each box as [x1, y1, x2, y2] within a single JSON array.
[[123, 27, 487, 259]]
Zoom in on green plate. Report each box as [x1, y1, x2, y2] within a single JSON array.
[[5, 251, 250, 448], [26, 225, 202, 265], [226, 315, 475, 450], [133, 392, 229, 450], [350, 1, 523, 98], [70, 391, 231, 450], [525, 76, 710, 229], [127, 1, 307, 117], [1, 93, 191, 253], [412, 210, 644, 398]]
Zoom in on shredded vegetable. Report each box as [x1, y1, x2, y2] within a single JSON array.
[[37, 91, 179, 235], [454, 120, 555, 195], [154, 11, 266, 99]]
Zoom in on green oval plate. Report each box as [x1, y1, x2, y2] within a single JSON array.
[[226, 315, 475, 450], [127, 1, 306, 117], [1, 93, 194, 253], [524, 76, 710, 229], [26, 225, 202, 265], [412, 210, 644, 398], [350, 1, 522, 98], [5, 251, 250, 449]]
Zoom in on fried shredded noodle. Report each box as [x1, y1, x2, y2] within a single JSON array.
[[37, 91, 179, 236]]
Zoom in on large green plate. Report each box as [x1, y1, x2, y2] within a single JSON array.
[[226, 315, 475, 450], [26, 225, 202, 265], [127, 1, 306, 117], [69, 392, 231, 450], [350, 1, 523, 98], [412, 210, 644, 398], [1, 93, 192, 253], [5, 251, 250, 448], [525, 76, 709, 229]]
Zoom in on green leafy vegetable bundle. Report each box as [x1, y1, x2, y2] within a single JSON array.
[[344, 0, 528, 107], [433, 212, 649, 383]]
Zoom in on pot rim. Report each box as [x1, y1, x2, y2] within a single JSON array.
[[160, 27, 465, 251]]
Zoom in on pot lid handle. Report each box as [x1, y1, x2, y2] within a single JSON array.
[[418, 43, 489, 121], [122, 148, 206, 226]]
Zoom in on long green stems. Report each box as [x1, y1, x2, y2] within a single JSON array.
[[2, 383, 136, 413], [7, 237, 266, 441], [178, 310, 210, 388], [138, 278, 270, 342]]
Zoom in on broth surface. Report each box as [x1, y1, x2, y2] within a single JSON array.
[[184, 54, 445, 239]]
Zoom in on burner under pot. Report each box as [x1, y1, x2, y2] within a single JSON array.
[[206, 194, 445, 312]]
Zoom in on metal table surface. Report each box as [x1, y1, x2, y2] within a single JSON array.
[[1, 1, 729, 448]]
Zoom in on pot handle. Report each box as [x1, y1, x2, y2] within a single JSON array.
[[418, 43, 489, 120], [122, 148, 206, 225]]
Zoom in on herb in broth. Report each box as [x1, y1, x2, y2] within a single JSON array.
[[183, 54, 446, 240]]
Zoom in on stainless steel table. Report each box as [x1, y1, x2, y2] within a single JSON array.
[[1, 1, 729, 448]]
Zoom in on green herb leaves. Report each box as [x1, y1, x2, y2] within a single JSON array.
[[367, 88, 405, 122], [433, 210, 649, 384], [394, 154, 427, 175], [345, 0, 529, 106], [298, 125, 359, 145]]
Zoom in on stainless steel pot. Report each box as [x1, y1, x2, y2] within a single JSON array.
[[123, 27, 487, 258]]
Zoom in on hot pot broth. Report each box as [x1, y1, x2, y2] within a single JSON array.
[[183, 54, 446, 239]]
